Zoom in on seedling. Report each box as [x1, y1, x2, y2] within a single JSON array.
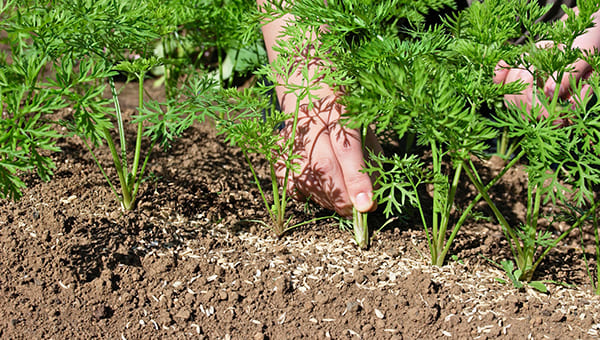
[[215, 20, 333, 235], [489, 259, 547, 292]]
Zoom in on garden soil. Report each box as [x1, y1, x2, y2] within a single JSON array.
[[0, 80, 599, 340]]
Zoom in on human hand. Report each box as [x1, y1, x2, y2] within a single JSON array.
[[493, 41, 593, 122], [275, 95, 381, 218], [493, 8, 600, 119], [257, 0, 381, 217]]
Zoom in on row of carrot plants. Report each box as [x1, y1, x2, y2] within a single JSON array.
[[2, 0, 600, 293]]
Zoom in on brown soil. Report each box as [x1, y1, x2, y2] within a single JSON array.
[[1, 80, 599, 340]]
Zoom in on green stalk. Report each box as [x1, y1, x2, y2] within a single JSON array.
[[228, 48, 241, 88], [530, 198, 600, 281], [531, 186, 542, 230], [270, 159, 284, 234], [130, 140, 156, 205], [434, 162, 463, 265], [353, 207, 368, 249], [525, 176, 534, 227], [103, 127, 132, 209], [498, 128, 509, 156], [108, 77, 128, 180], [413, 179, 432, 255], [438, 151, 525, 263], [430, 141, 441, 261], [244, 150, 277, 227], [276, 92, 303, 235], [526, 188, 542, 268], [462, 163, 524, 262], [130, 72, 145, 188], [516, 178, 542, 279]]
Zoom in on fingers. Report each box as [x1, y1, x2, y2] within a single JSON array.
[[273, 100, 378, 218], [309, 133, 353, 216], [544, 59, 593, 99], [501, 67, 536, 112], [274, 106, 355, 216], [328, 115, 375, 215], [493, 60, 511, 84]]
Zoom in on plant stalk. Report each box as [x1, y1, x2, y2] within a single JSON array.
[[529, 198, 600, 281], [131, 72, 145, 188], [438, 152, 525, 263], [353, 207, 368, 249], [109, 77, 129, 179], [103, 127, 132, 209], [462, 163, 524, 262], [430, 141, 441, 262], [434, 162, 463, 265]]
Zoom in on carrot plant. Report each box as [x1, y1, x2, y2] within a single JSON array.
[[9, 0, 218, 210], [214, 18, 332, 236], [237, 0, 458, 246], [215, 84, 303, 236], [339, 0, 537, 262], [456, 0, 600, 287], [0, 1, 68, 199]]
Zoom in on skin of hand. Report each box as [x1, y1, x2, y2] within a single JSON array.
[[493, 8, 600, 118], [257, 0, 381, 217]]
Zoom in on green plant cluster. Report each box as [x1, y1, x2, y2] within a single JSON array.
[[229, 0, 600, 291], [0, 0, 262, 208], [3, 0, 600, 294]]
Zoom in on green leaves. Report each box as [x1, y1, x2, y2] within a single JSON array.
[[498, 260, 548, 293], [459, 0, 600, 284], [215, 83, 298, 235], [0, 0, 252, 208], [0, 31, 65, 199], [363, 153, 423, 219], [114, 56, 163, 78]]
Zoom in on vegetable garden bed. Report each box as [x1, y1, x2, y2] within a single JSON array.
[[0, 81, 598, 339], [3, 0, 600, 338]]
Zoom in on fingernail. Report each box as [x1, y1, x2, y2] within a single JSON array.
[[354, 192, 373, 212]]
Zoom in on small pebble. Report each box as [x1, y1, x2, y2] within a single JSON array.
[[386, 247, 401, 258], [345, 300, 361, 314], [175, 308, 192, 321], [315, 293, 329, 305], [93, 305, 112, 320], [354, 273, 367, 284]]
